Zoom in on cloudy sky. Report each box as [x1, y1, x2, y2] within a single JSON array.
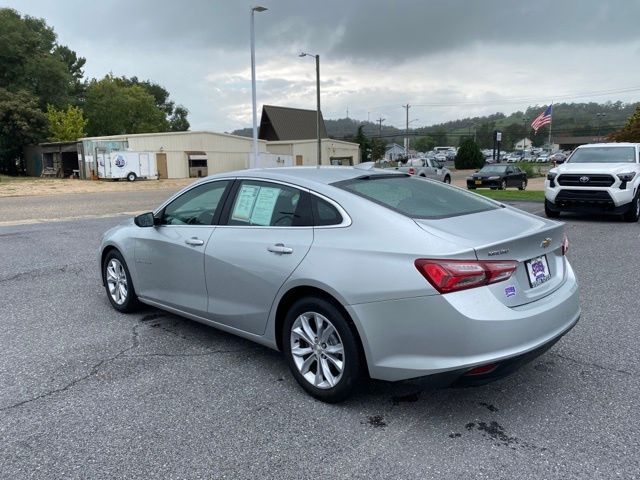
[[3, 0, 640, 132]]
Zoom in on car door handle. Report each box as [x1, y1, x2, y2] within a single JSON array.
[[267, 243, 293, 254], [185, 237, 205, 246]]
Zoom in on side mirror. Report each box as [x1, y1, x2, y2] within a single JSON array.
[[134, 212, 157, 227]]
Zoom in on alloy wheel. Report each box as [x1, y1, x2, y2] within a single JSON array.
[[106, 258, 128, 305], [290, 312, 344, 389]]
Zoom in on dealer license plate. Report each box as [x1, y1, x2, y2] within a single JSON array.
[[525, 255, 551, 288], [475, 180, 482, 185]]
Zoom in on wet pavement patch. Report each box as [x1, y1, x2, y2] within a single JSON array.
[[479, 402, 499, 412], [391, 391, 421, 405], [364, 415, 387, 428]]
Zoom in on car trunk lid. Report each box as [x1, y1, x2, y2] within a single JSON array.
[[414, 207, 566, 307]]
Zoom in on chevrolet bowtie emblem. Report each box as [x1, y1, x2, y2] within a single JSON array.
[[540, 238, 552, 248]]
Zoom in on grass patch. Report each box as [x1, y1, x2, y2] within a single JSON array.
[[473, 189, 545, 202], [0, 174, 49, 183]]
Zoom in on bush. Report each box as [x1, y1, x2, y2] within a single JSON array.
[[454, 138, 484, 169], [515, 162, 543, 178]]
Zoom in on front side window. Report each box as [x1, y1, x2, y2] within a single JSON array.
[[161, 180, 230, 225], [336, 175, 498, 219], [228, 181, 312, 227], [568, 147, 637, 164]]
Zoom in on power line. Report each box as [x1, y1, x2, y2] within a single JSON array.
[[323, 85, 640, 118]]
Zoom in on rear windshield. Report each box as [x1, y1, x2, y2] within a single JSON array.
[[336, 175, 499, 219], [568, 147, 637, 164]]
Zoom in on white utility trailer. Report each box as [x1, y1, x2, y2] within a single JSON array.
[[98, 151, 157, 181]]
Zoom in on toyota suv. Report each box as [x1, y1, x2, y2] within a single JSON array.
[[544, 143, 640, 222]]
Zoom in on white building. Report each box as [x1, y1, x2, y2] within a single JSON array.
[[384, 143, 405, 161], [514, 138, 533, 150]]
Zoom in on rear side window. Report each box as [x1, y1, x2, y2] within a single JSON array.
[[312, 196, 343, 226], [336, 175, 498, 219]]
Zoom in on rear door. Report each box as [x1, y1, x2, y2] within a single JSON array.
[[204, 180, 314, 335]]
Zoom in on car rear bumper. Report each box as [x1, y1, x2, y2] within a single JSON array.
[[346, 261, 580, 382], [467, 179, 502, 188]]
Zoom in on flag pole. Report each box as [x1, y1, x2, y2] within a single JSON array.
[[548, 102, 553, 150]]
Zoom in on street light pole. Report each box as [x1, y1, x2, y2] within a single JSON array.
[[250, 6, 267, 169], [300, 52, 321, 166], [596, 112, 606, 141]]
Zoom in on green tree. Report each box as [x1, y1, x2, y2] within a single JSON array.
[[0, 9, 75, 108], [46, 104, 87, 141], [0, 88, 47, 174], [169, 105, 190, 131], [354, 125, 372, 162], [84, 76, 169, 136], [371, 137, 387, 161], [611, 106, 640, 142], [413, 136, 435, 153], [454, 138, 484, 169]]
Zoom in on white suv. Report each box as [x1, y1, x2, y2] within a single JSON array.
[[544, 143, 640, 222]]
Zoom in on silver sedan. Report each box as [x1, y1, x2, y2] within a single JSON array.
[[100, 166, 580, 402]]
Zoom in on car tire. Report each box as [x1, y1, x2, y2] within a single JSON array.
[[127, 172, 137, 182], [518, 180, 527, 191], [623, 193, 640, 222], [282, 296, 363, 403], [468, 186, 476, 190], [500, 180, 507, 190], [544, 199, 561, 219], [103, 250, 140, 313], [444, 175, 451, 184]]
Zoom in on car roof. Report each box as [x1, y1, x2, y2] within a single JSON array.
[[577, 142, 639, 149], [199, 166, 405, 189]]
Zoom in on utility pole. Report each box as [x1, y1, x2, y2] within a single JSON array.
[[403, 104, 410, 156], [377, 117, 385, 137]]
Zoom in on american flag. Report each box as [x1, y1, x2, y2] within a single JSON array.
[[531, 105, 552, 132]]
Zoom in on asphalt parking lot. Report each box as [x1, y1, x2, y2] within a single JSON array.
[[1, 196, 639, 479]]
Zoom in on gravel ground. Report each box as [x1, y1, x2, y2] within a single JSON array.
[[0, 202, 638, 479]]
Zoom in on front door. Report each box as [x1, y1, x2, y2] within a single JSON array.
[[156, 153, 168, 179], [205, 180, 313, 335], [134, 180, 232, 316]]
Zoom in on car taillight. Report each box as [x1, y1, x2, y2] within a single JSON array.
[[408, 167, 415, 175], [414, 259, 518, 294], [562, 235, 569, 256]]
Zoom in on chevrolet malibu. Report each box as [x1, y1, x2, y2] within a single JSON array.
[[100, 165, 580, 402]]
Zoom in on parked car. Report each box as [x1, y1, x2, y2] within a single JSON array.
[[100, 165, 579, 402], [550, 152, 567, 164], [545, 142, 640, 222], [536, 153, 550, 163], [394, 157, 452, 183], [467, 164, 527, 190], [504, 153, 522, 163]]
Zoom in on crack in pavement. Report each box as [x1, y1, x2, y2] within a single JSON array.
[[0, 318, 261, 413], [0, 318, 257, 413], [124, 348, 257, 359], [0, 323, 144, 413], [550, 352, 636, 377], [0, 261, 94, 284]]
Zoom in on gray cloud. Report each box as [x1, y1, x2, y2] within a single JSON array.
[[3, 0, 640, 131]]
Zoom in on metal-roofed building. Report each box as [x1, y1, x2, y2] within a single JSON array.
[[259, 105, 328, 141]]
